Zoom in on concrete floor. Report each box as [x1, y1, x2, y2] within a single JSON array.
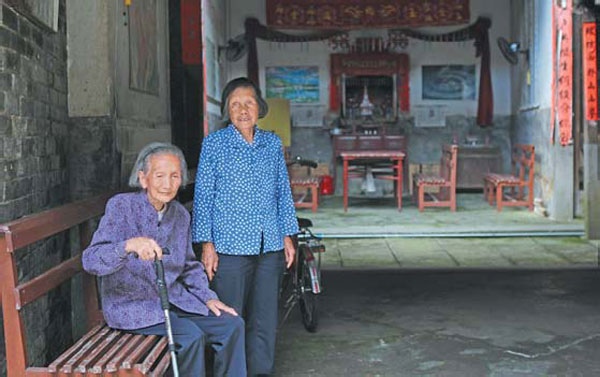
[[273, 194, 598, 376], [275, 269, 600, 376]]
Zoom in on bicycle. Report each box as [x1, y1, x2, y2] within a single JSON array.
[[279, 157, 326, 332]]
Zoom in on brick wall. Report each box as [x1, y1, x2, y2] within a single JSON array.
[[0, 0, 169, 374], [0, 2, 73, 375]]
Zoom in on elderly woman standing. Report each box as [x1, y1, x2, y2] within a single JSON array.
[[192, 77, 299, 376], [82, 142, 246, 377]]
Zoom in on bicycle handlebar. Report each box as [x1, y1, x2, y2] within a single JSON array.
[[287, 156, 317, 169]]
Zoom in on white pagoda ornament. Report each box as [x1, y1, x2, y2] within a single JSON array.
[[359, 85, 374, 117]]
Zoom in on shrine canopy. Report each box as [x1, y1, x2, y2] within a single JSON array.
[[266, 0, 470, 30]]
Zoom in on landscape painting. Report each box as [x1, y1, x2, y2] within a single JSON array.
[[266, 66, 319, 103]]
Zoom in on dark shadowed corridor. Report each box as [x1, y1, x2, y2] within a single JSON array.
[[276, 269, 600, 376]]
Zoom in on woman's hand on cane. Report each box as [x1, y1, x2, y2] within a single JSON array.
[[125, 237, 163, 260]]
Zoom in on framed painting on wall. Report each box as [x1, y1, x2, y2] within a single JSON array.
[[266, 66, 319, 103], [128, 0, 159, 95], [422, 65, 476, 100]]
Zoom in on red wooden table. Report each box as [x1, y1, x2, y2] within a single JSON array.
[[332, 134, 407, 192], [341, 150, 405, 212]]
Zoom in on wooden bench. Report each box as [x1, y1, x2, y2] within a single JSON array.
[[290, 177, 321, 213], [483, 144, 535, 212], [0, 193, 171, 376], [412, 144, 458, 212]]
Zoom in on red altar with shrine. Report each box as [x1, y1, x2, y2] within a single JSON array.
[[328, 52, 410, 196], [329, 53, 410, 113]]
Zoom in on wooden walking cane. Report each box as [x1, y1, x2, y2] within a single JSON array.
[[154, 253, 180, 377]]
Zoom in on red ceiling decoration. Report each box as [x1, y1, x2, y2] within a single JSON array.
[[181, 0, 201, 65], [266, 0, 470, 29]]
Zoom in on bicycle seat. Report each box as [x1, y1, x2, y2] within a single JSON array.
[[297, 217, 313, 228]]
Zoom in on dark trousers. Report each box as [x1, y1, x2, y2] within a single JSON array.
[[129, 307, 246, 377], [212, 251, 285, 376]]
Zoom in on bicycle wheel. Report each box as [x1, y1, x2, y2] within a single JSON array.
[[298, 246, 318, 332]]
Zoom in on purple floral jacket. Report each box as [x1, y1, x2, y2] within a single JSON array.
[[82, 191, 217, 330]]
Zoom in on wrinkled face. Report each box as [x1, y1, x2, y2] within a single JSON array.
[[138, 153, 182, 210], [228, 86, 259, 133]]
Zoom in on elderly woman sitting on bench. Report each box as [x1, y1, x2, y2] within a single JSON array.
[[82, 142, 246, 377]]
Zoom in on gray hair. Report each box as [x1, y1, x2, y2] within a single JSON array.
[[128, 142, 189, 188], [220, 77, 269, 124]]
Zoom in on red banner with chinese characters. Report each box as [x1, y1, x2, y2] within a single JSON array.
[[181, 0, 201, 65], [583, 23, 598, 121], [266, 0, 470, 29], [552, 0, 573, 146]]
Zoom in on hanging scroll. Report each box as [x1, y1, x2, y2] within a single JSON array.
[[181, 0, 201, 65], [583, 22, 598, 121], [552, 0, 573, 146], [266, 0, 470, 29]]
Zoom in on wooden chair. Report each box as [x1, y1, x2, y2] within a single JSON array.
[[412, 144, 458, 212], [290, 177, 321, 213], [0, 193, 171, 376], [483, 144, 535, 212]]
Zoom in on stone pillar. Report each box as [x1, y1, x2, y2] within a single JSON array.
[[584, 123, 600, 239], [66, 0, 119, 200], [549, 143, 575, 221]]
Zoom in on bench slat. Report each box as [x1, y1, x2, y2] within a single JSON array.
[[150, 350, 172, 377], [59, 326, 113, 373], [0, 193, 112, 253], [120, 335, 159, 370], [135, 337, 168, 375], [15, 255, 83, 310], [106, 334, 146, 372], [47, 324, 105, 372], [89, 333, 133, 373], [73, 329, 121, 373]]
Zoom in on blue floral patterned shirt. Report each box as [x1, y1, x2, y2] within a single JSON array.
[[192, 125, 299, 255]]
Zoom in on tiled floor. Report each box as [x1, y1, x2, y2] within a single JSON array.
[[294, 193, 595, 269], [296, 194, 584, 236]]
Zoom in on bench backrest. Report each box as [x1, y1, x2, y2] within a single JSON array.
[[511, 144, 535, 184], [0, 193, 113, 374]]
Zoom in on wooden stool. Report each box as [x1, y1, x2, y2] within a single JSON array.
[[290, 177, 320, 213]]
